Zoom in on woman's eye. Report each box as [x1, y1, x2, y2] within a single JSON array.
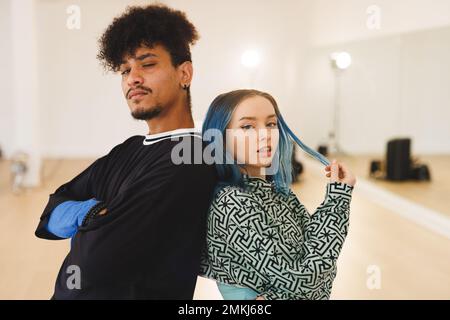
[[143, 63, 156, 68], [267, 122, 278, 128], [121, 70, 130, 76], [241, 125, 253, 130]]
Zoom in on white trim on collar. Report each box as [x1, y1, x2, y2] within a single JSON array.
[[143, 128, 201, 146], [145, 128, 199, 140]]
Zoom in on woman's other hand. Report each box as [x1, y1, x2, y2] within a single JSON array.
[[325, 160, 357, 187]]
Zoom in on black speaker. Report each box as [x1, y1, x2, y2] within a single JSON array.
[[410, 164, 431, 181], [317, 145, 328, 157], [386, 138, 411, 181], [291, 148, 303, 183], [370, 160, 381, 174]]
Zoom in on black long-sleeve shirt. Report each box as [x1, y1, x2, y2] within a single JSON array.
[[35, 129, 217, 299]]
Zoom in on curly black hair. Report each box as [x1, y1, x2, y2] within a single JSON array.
[[97, 4, 199, 72]]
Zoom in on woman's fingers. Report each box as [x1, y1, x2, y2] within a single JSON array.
[[338, 162, 350, 174], [325, 161, 356, 186], [330, 160, 339, 182], [323, 159, 356, 186], [340, 162, 356, 186], [325, 163, 340, 171]]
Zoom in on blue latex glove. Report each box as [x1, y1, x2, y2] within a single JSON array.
[[46, 199, 99, 238]]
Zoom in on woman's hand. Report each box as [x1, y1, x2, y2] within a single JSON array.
[[325, 159, 357, 187]]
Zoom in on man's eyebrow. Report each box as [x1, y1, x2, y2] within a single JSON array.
[[120, 53, 158, 65], [239, 114, 277, 121], [136, 53, 158, 61]]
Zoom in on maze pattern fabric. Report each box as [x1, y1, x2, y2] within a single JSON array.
[[199, 178, 354, 300]]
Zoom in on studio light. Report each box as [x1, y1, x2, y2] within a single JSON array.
[[241, 50, 261, 68], [331, 52, 352, 70]]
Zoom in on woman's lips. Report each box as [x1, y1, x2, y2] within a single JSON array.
[[257, 146, 272, 157]]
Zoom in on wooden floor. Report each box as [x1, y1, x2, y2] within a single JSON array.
[[294, 155, 450, 299], [332, 154, 450, 216], [0, 156, 449, 300]]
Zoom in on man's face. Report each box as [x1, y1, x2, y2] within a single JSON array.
[[119, 45, 182, 120]]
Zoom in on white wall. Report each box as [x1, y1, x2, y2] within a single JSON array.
[[165, 0, 310, 137], [305, 0, 450, 46], [0, 0, 14, 158], [36, 0, 309, 157], [11, 0, 42, 186], [296, 0, 450, 154], [36, 0, 152, 158], [1, 0, 449, 158], [0, 0, 42, 186]]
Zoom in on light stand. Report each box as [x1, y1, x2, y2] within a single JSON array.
[[328, 52, 352, 157]]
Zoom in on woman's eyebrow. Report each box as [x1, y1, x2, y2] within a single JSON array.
[[239, 114, 277, 121], [239, 116, 256, 121]]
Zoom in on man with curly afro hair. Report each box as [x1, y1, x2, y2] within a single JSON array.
[[35, 4, 217, 300], [98, 3, 199, 123]]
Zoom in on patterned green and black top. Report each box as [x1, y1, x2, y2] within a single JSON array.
[[199, 177, 354, 300]]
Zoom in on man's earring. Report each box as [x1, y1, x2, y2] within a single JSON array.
[[183, 84, 190, 90]]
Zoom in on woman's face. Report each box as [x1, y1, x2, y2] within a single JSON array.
[[226, 95, 280, 176]]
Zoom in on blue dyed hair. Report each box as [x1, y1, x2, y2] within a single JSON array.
[[202, 89, 330, 195]]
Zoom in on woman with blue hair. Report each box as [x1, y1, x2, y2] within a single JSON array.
[[199, 89, 356, 300]]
